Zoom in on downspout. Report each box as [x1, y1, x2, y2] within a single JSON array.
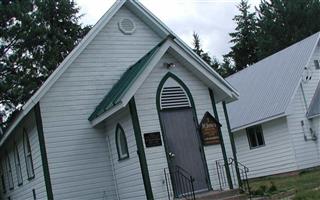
[[106, 135, 120, 200]]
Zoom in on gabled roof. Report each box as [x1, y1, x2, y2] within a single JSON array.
[[89, 37, 239, 126], [226, 32, 320, 131], [307, 80, 320, 119], [88, 38, 166, 121], [1, 0, 238, 146]]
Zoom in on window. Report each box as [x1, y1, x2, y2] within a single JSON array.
[[1, 162, 6, 193], [14, 142, 23, 185], [246, 125, 265, 149], [5, 152, 14, 190], [115, 124, 129, 160], [23, 129, 34, 179]]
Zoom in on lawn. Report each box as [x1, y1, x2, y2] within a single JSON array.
[[248, 168, 320, 199]]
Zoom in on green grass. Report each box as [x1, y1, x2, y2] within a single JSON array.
[[248, 168, 320, 199]]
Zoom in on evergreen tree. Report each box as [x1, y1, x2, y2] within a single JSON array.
[[227, 0, 258, 71], [192, 32, 220, 71], [256, 0, 320, 59], [0, 0, 90, 127]]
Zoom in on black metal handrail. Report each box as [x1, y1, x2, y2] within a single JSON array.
[[164, 165, 196, 200], [216, 158, 251, 198]]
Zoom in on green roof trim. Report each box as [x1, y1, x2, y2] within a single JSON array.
[[88, 39, 166, 121]]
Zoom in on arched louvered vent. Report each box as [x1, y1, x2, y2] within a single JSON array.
[[160, 85, 191, 110]]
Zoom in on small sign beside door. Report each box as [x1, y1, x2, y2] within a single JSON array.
[[144, 132, 162, 148], [200, 112, 221, 145]]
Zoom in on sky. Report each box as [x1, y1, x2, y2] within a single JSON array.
[[75, 0, 260, 60]]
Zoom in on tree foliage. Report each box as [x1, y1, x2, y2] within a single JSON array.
[[256, 0, 320, 59], [225, 0, 320, 75], [192, 32, 232, 77], [0, 0, 90, 127], [226, 0, 258, 72]]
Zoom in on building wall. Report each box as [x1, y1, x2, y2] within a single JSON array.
[[134, 52, 235, 199], [104, 106, 147, 200], [0, 111, 47, 200], [39, 6, 161, 199], [286, 42, 320, 170], [234, 117, 297, 178]]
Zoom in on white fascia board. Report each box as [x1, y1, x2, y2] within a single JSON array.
[[1, 1, 126, 146], [91, 41, 171, 126], [91, 103, 125, 127], [131, 1, 239, 98], [173, 38, 239, 97], [168, 41, 237, 101], [308, 113, 320, 119], [121, 41, 170, 105], [231, 113, 287, 132], [23, 0, 124, 110]]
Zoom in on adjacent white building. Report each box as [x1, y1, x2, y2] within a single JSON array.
[[0, 1, 241, 199], [227, 32, 320, 178]]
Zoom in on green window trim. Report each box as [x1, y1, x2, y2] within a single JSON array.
[[13, 142, 23, 186], [5, 152, 14, 190], [115, 124, 129, 161], [23, 129, 35, 180], [246, 125, 265, 149]]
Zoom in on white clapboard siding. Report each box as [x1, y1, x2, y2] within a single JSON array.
[[105, 106, 147, 200], [286, 43, 320, 170], [39, 6, 161, 199], [134, 52, 233, 198], [234, 117, 297, 178], [0, 111, 47, 200]]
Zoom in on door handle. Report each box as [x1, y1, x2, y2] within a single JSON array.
[[168, 152, 175, 158]]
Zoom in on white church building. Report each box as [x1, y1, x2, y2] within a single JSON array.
[[0, 1, 243, 199], [227, 32, 320, 179]]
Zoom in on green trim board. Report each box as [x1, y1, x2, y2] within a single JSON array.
[[88, 39, 167, 121], [222, 101, 241, 188], [156, 72, 212, 190], [115, 123, 129, 161], [208, 89, 233, 189], [128, 97, 154, 200], [34, 103, 54, 200]]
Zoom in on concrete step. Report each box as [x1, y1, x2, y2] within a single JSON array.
[[194, 189, 247, 200]]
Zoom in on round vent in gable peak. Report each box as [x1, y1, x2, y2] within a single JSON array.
[[118, 18, 136, 35]]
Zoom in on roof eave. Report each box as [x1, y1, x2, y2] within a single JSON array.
[[231, 112, 287, 132], [0, 0, 126, 147], [130, 0, 239, 98]]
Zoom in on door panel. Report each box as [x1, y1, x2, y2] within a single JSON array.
[[160, 108, 208, 193]]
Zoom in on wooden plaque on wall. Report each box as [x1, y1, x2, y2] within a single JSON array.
[[200, 112, 222, 145]]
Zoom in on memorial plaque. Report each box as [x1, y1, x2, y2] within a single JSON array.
[[144, 132, 162, 147], [200, 112, 221, 145]]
